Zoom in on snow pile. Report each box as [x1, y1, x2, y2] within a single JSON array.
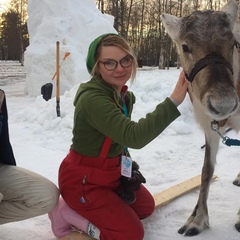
[[25, 0, 117, 97]]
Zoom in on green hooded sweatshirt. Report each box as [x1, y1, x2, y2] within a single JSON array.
[[71, 76, 181, 157]]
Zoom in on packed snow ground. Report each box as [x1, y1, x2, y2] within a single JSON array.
[[0, 62, 239, 240]]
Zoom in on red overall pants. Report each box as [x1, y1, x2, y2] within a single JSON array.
[[59, 149, 155, 240]]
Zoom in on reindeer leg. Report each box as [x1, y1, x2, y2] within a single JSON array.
[[233, 172, 240, 186], [178, 204, 199, 235], [235, 209, 240, 232], [178, 132, 218, 236]]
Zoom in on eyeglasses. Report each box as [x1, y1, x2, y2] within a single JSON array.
[[99, 56, 133, 71]]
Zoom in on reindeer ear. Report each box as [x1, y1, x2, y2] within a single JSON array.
[[161, 13, 181, 41], [221, 0, 238, 30]]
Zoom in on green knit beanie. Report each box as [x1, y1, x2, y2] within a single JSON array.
[[86, 33, 118, 74]]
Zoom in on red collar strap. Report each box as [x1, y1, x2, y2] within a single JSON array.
[[121, 85, 128, 94]]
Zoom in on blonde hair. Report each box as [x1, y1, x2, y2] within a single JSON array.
[[91, 34, 137, 84]]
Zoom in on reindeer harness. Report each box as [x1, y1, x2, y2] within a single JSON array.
[[185, 41, 240, 147]]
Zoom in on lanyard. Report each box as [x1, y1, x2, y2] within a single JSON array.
[[121, 93, 128, 117]]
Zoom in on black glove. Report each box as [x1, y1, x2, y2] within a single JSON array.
[[118, 161, 146, 204]]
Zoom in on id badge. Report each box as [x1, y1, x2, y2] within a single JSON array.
[[121, 155, 132, 178]]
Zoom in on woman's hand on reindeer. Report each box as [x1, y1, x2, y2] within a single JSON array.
[[170, 70, 188, 106]]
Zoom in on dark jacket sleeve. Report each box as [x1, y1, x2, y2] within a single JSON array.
[[0, 91, 16, 165]]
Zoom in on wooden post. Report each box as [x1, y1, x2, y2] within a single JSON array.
[[56, 41, 61, 117]]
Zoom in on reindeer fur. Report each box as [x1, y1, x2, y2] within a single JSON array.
[[161, 0, 240, 236]]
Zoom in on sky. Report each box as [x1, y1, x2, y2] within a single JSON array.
[[0, 0, 240, 240], [0, 0, 9, 13]]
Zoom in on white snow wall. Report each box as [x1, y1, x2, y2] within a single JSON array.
[[25, 0, 117, 96]]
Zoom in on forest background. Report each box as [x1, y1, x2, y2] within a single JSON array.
[[0, 0, 239, 68]]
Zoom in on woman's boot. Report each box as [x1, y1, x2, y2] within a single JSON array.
[[48, 198, 100, 239]]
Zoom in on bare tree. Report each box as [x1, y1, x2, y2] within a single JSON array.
[[97, 0, 233, 68], [3, 0, 28, 64], [97, 0, 105, 13]]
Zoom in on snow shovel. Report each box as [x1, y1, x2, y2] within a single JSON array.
[[41, 51, 70, 102]]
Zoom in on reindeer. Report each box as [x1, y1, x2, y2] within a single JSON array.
[[161, 0, 240, 236]]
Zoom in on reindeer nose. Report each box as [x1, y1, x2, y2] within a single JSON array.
[[208, 96, 239, 117]]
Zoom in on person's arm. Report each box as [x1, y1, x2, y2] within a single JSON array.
[[82, 91, 180, 149], [0, 90, 16, 166]]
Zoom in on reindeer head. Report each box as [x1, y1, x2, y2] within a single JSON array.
[[161, 0, 240, 121]]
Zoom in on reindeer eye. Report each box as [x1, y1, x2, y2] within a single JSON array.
[[182, 44, 190, 53], [233, 40, 240, 49]]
